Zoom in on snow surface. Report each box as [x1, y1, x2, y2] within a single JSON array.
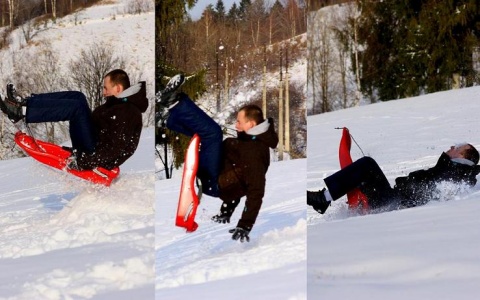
[[307, 86, 480, 299], [156, 159, 307, 299], [0, 1, 155, 299], [0, 127, 154, 299]]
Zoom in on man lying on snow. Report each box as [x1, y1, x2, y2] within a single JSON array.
[[0, 69, 148, 171], [308, 144, 480, 214], [158, 74, 279, 242]]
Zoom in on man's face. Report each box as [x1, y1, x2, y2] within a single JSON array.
[[103, 76, 123, 97], [235, 110, 255, 132], [446, 144, 470, 159]]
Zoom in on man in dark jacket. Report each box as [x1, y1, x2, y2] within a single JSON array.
[[308, 144, 480, 214], [159, 74, 279, 242], [0, 69, 148, 171]]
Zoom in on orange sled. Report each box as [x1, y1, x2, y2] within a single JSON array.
[[175, 134, 201, 232], [14, 131, 119, 186]]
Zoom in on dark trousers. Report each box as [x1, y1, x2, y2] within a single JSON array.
[[26, 91, 96, 154], [167, 93, 223, 197], [324, 156, 398, 209]]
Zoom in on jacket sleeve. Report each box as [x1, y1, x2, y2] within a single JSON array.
[[236, 156, 268, 231]]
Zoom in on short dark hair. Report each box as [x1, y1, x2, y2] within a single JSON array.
[[465, 144, 479, 165], [105, 69, 130, 90], [239, 104, 264, 125]]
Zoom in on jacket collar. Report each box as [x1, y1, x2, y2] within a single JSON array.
[[245, 119, 270, 136], [451, 157, 475, 166], [116, 82, 142, 98]]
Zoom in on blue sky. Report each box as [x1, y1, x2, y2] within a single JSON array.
[[188, 0, 239, 20]]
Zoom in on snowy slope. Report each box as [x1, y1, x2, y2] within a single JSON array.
[[156, 159, 307, 300], [0, 127, 154, 299], [307, 86, 480, 299], [0, 1, 155, 298], [0, 0, 155, 127]]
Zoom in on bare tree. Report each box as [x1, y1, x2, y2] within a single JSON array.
[[7, 0, 16, 28], [69, 42, 126, 109], [126, 0, 153, 14], [20, 3, 47, 45], [246, 0, 267, 48], [50, 0, 56, 20], [10, 42, 70, 144]]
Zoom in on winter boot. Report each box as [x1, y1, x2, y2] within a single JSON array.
[[157, 74, 185, 108], [0, 84, 25, 123], [6, 83, 23, 103], [307, 188, 331, 214]]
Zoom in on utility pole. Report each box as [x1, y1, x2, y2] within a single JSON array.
[[285, 45, 290, 154], [216, 42, 220, 112], [224, 46, 229, 108], [278, 47, 284, 161], [262, 45, 267, 119]]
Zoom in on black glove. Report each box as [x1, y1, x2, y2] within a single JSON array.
[[229, 227, 250, 242], [212, 214, 230, 224]]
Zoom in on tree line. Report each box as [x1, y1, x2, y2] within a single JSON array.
[[156, 0, 307, 178], [308, 0, 480, 114], [0, 0, 104, 28]]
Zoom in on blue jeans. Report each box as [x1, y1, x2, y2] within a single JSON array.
[[167, 93, 222, 197], [26, 91, 96, 153]]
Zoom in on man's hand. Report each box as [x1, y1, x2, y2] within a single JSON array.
[[212, 214, 230, 224], [229, 227, 250, 242]]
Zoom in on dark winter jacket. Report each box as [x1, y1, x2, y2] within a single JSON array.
[[218, 118, 279, 230], [394, 152, 480, 207], [77, 81, 148, 170]]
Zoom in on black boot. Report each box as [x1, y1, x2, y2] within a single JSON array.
[[0, 84, 25, 123], [307, 188, 331, 214], [158, 74, 185, 108], [6, 83, 22, 102]]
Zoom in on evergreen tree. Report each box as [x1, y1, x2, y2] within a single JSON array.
[[271, 0, 284, 14], [215, 0, 226, 22], [227, 2, 239, 23], [419, 0, 480, 91], [357, 0, 480, 101], [238, 0, 251, 20], [156, 0, 197, 76]]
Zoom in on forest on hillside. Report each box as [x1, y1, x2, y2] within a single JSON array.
[[308, 0, 480, 114], [158, 0, 307, 87], [0, 0, 154, 160], [156, 0, 308, 178]]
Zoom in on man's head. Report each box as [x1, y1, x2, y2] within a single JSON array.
[[446, 143, 479, 165], [103, 69, 130, 97], [235, 104, 264, 132]]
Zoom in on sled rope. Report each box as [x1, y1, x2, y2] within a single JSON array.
[[25, 123, 43, 152], [335, 127, 365, 157], [350, 133, 365, 157]]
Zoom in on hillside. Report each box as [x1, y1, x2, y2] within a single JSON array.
[[0, 0, 154, 160], [307, 86, 480, 299], [0, 1, 155, 298], [0, 127, 154, 299], [156, 158, 307, 300]]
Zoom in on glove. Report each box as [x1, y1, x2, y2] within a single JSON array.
[[211, 214, 230, 224], [229, 227, 250, 243]]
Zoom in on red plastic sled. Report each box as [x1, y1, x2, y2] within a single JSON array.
[[338, 127, 369, 211], [14, 131, 119, 186], [175, 134, 200, 232]]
